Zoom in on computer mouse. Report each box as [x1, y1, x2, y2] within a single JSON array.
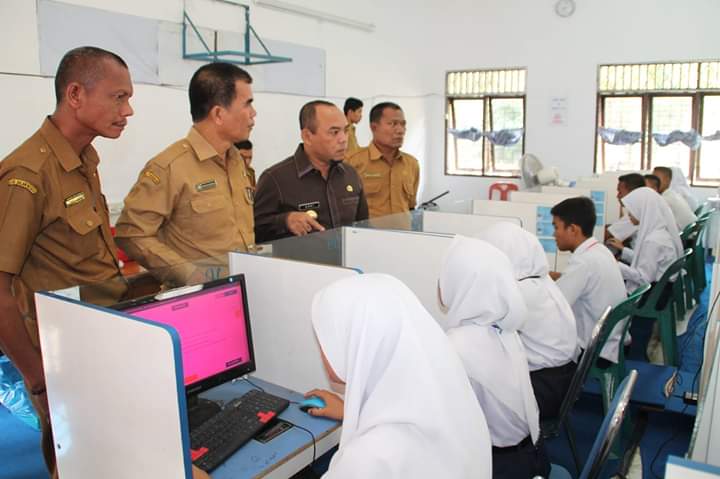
[[298, 396, 326, 413]]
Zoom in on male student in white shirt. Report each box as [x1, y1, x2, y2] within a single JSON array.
[[550, 197, 627, 365], [653, 166, 696, 231]]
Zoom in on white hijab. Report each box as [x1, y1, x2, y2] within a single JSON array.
[[312, 273, 492, 479], [670, 166, 699, 211], [479, 222, 577, 367], [622, 187, 684, 270], [439, 236, 540, 444]]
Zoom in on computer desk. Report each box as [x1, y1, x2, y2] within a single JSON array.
[[199, 376, 341, 479]]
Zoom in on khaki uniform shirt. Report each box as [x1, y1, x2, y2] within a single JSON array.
[[346, 124, 361, 157], [345, 142, 420, 218], [0, 118, 120, 342], [115, 128, 255, 280], [254, 144, 369, 243]]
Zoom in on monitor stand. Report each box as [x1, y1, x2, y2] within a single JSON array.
[[186, 394, 221, 430]]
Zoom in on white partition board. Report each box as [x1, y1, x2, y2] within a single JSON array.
[[668, 456, 720, 478], [35, 293, 190, 479], [342, 227, 454, 325], [229, 253, 359, 393], [575, 180, 622, 224], [472, 200, 561, 271], [510, 190, 605, 242], [422, 210, 521, 237]]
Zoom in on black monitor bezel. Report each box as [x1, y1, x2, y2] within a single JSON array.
[[113, 274, 256, 398]]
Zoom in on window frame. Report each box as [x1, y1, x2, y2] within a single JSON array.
[[594, 60, 720, 187], [445, 68, 527, 178]]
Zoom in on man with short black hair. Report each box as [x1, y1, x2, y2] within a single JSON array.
[[253, 100, 368, 242], [116, 62, 256, 284], [550, 197, 627, 364], [653, 166, 696, 230], [346, 102, 419, 217], [234, 139, 255, 187], [607, 172, 647, 243], [0, 46, 134, 477], [644, 174, 661, 192], [343, 97, 363, 156]]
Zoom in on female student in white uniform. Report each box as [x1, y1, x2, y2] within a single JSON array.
[[479, 222, 577, 420], [306, 273, 492, 479], [439, 236, 549, 479], [607, 186, 683, 295]]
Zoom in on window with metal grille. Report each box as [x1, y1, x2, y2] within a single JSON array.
[[595, 61, 720, 186], [445, 68, 527, 177]]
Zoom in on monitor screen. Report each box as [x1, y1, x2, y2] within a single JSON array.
[[122, 275, 255, 395]]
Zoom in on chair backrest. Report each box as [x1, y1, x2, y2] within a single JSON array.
[[680, 222, 698, 248], [488, 182, 519, 200], [554, 306, 612, 425], [580, 369, 639, 479], [634, 249, 692, 314], [600, 283, 652, 355]]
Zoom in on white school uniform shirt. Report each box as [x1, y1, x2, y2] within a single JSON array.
[[556, 237, 627, 362], [440, 236, 540, 448], [662, 188, 697, 231], [313, 273, 492, 479], [618, 187, 683, 293], [479, 222, 578, 371]]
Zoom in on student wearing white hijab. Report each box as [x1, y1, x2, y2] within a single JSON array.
[[478, 222, 578, 420], [607, 186, 683, 294], [670, 165, 699, 211], [653, 166, 697, 230], [439, 236, 549, 479], [306, 273, 492, 479]]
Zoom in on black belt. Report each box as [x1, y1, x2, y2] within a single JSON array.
[[492, 435, 534, 454]]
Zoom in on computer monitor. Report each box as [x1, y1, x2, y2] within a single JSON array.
[[116, 275, 255, 425]]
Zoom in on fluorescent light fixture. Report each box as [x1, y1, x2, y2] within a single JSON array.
[[254, 0, 375, 32]]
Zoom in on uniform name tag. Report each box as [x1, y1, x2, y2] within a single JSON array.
[[64, 192, 86, 207], [298, 201, 320, 211], [364, 172, 382, 178], [195, 179, 217, 192], [8, 178, 38, 194]]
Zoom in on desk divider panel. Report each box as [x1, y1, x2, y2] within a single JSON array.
[[342, 227, 454, 325], [472, 200, 561, 271], [421, 210, 521, 237], [575, 179, 622, 224], [35, 292, 190, 479], [228, 253, 359, 393]]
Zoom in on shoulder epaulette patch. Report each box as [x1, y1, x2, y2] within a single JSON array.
[[144, 170, 161, 185], [8, 178, 38, 194]]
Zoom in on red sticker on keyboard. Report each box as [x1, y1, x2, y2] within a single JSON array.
[[257, 411, 276, 424], [191, 447, 209, 461]]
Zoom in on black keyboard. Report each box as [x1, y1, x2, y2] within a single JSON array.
[[190, 389, 290, 472]]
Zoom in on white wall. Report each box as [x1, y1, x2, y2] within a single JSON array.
[[1, 0, 718, 206], [417, 0, 720, 206]]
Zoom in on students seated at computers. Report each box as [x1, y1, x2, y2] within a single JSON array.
[[438, 236, 549, 479], [606, 187, 683, 296], [550, 197, 627, 366], [479, 223, 577, 420], [305, 273, 492, 478]]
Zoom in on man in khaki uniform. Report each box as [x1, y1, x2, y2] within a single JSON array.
[[115, 63, 256, 284], [0, 46, 134, 478], [343, 97, 363, 157], [346, 102, 419, 218]]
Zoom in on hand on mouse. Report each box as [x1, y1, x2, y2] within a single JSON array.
[[304, 389, 344, 421]]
